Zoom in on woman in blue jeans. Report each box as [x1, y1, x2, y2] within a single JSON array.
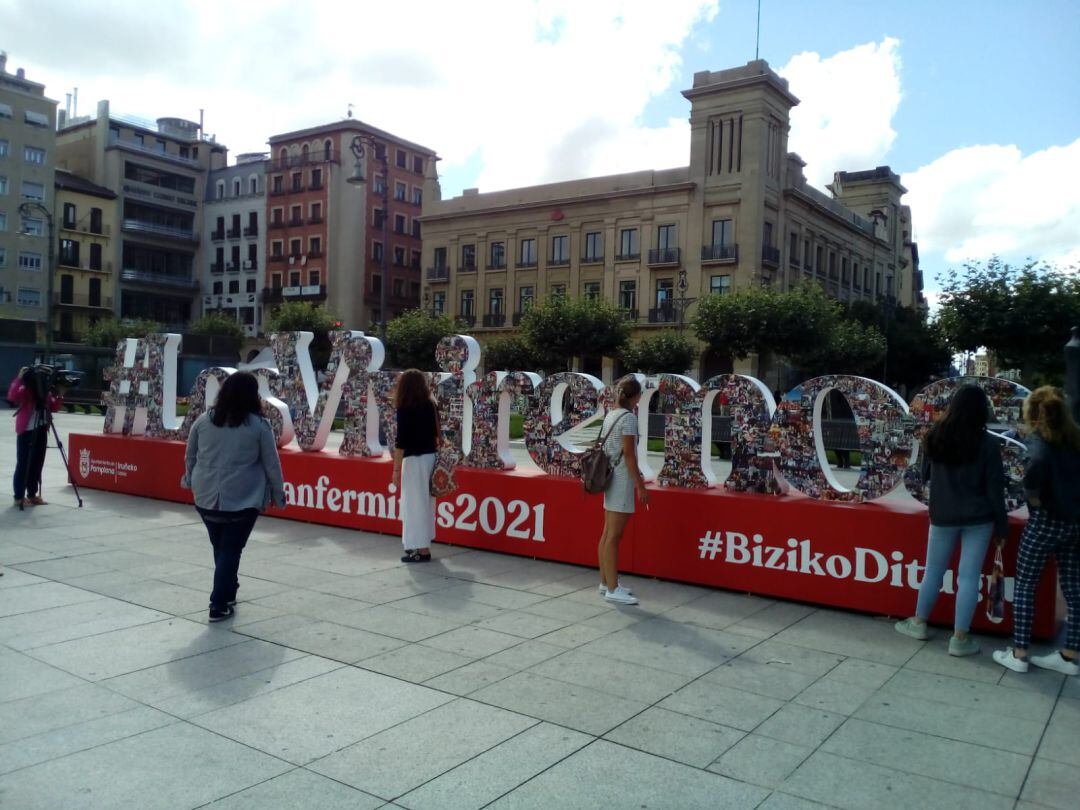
[[896, 385, 1007, 656], [181, 372, 285, 622]]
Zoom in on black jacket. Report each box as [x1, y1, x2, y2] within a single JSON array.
[[1024, 434, 1080, 522], [921, 433, 1008, 537]]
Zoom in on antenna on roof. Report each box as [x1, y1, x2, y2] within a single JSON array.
[[755, 0, 762, 60]]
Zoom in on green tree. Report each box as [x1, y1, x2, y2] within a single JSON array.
[[481, 335, 557, 373], [518, 296, 630, 371], [84, 317, 163, 348], [791, 319, 886, 377], [937, 257, 1080, 385], [384, 308, 457, 370], [692, 282, 837, 363], [847, 300, 951, 391], [265, 301, 338, 334], [187, 312, 244, 339], [620, 330, 698, 375]]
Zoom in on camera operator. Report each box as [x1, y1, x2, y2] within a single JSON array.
[[8, 367, 64, 507]]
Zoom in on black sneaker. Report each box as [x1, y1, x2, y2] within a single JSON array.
[[401, 550, 432, 563], [208, 605, 234, 622]]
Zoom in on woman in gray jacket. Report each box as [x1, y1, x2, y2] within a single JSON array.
[[182, 371, 286, 622]]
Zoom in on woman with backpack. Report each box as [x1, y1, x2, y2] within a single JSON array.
[[994, 386, 1080, 676], [596, 377, 648, 605], [895, 384, 1007, 655]]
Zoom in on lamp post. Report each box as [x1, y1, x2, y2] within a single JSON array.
[[18, 201, 55, 361], [347, 134, 389, 343], [673, 267, 696, 330]]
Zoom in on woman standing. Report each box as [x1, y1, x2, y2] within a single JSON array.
[[9, 367, 63, 507], [392, 369, 438, 563], [895, 385, 1007, 655], [181, 371, 285, 622], [994, 387, 1080, 675], [597, 377, 648, 605]]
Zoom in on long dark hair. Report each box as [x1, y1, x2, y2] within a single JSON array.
[[925, 384, 990, 465], [393, 369, 434, 411], [211, 371, 262, 428]]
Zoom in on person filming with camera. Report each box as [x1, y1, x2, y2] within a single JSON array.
[[8, 366, 64, 508]]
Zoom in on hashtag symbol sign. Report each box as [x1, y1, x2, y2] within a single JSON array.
[[698, 530, 723, 560]]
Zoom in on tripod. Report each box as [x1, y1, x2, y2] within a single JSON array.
[[17, 398, 83, 511]]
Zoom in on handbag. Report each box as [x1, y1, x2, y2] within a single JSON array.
[[429, 442, 459, 498], [986, 544, 1005, 624], [580, 410, 633, 494]]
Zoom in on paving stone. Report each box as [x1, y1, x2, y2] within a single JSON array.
[[703, 658, 820, 701], [773, 610, 923, 666], [528, 647, 691, 702], [1037, 697, 1080, 766], [793, 677, 877, 715], [0, 683, 141, 745], [243, 619, 407, 663], [521, 594, 611, 623], [421, 625, 524, 659], [483, 639, 567, 671], [882, 667, 1057, 722], [206, 768, 384, 809], [708, 733, 812, 787], [659, 679, 784, 731], [819, 656, 898, 689], [903, 639, 1011, 684], [329, 603, 463, 641], [662, 590, 775, 631], [755, 702, 845, 748], [0, 597, 169, 650], [604, 706, 744, 768], [474, 609, 570, 638], [487, 740, 768, 809], [534, 621, 610, 648], [422, 660, 518, 696], [0, 580, 100, 617], [0, 647, 89, 703], [1020, 757, 1080, 810], [360, 643, 474, 683], [725, 601, 817, 639], [579, 616, 755, 677]]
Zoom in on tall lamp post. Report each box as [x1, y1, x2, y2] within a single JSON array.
[[673, 267, 696, 330], [347, 134, 389, 342], [19, 201, 55, 361]]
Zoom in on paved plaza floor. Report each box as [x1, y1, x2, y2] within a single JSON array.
[[0, 413, 1077, 809]]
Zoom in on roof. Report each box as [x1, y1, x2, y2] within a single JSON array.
[[54, 170, 117, 200], [269, 117, 436, 157]]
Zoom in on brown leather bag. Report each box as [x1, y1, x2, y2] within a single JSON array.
[[580, 411, 632, 494]]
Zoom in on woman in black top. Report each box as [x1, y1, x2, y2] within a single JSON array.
[[392, 369, 438, 563]]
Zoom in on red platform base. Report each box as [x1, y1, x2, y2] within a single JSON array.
[[68, 433, 1057, 637]]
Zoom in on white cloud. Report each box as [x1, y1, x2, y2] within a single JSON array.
[[904, 138, 1080, 265], [0, 0, 717, 195], [779, 38, 902, 187]]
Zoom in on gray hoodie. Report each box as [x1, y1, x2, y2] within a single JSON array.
[[920, 432, 1008, 537]]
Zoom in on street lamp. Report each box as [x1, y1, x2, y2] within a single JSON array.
[[672, 267, 696, 330], [18, 201, 55, 361], [347, 134, 389, 342]]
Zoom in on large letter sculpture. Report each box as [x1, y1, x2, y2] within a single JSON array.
[[465, 371, 542, 469], [524, 372, 605, 477], [656, 374, 712, 489], [702, 374, 785, 494]]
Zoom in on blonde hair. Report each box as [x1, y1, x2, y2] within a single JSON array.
[[1023, 386, 1080, 451]]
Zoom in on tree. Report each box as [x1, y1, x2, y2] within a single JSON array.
[[187, 312, 244, 339], [692, 282, 837, 362], [518, 296, 630, 371], [84, 317, 163, 348], [937, 257, 1080, 385], [384, 308, 457, 370], [620, 330, 698, 375], [791, 319, 886, 377], [847, 300, 951, 392], [265, 301, 338, 334], [481, 335, 559, 374]]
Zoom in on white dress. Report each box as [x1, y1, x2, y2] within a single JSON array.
[[400, 453, 436, 550], [601, 408, 638, 513]]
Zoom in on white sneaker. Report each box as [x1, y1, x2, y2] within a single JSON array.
[[598, 580, 633, 595], [993, 648, 1029, 673], [1030, 651, 1080, 676], [604, 586, 639, 605]]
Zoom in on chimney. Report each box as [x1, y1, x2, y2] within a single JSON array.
[[0, 52, 7, 74], [16, 67, 25, 79], [73, 87, 78, 117]]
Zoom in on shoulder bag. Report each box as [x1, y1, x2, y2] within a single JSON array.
[[580, 410, 633, 495]]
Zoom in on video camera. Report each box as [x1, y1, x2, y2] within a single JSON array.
[[23, 364, 84, 402]]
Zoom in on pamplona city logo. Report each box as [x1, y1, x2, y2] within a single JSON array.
[[78, 448, 91, 480]]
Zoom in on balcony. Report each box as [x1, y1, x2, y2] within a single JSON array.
[[512, 312, 528, 326], [615, 252, 640, 262], [701, 244, 738, 263], [548, 257, 570, 268], [287, 217, 304, 227], [648, 248, 681, 267], [290, 184, 305, 194], [460, 261, 477, 273], [243, 225, 259, 237], [761, 245, 781, 267], [648, 306, 677, 324], [266, 150, 339, 172], [226, 228, 241, 239], [262, 284, 327, 303], [269, 187, 287, 197], [485, 261, 506, 271], [56, 260, 113, 275], [515, 260, 537, 270], [54, 293, 113, 309], [268, 220, 286, 230], [581, 254, 604, 264], [268, 254, 285, 264], [307, 249, 324, 259], [789, 256, 801, 269], [457, 315, 476, 327], [120, 268, 199, 289], [210, 262, 224, 274], [210, 229, 225, 241], [309, 181, 324, 191], [308, 216, 323, 225], [243, 260, 258, 271], [427, 266, 449, 282], [226, 262, 240, 273], [109, 138, 201, 167], [121, 219, 199, 243], [482, 313, 506, 328], [622, 308, 639, 322]]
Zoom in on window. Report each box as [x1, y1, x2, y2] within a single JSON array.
[[59, 238, 79, 266], [584, 231, 603, 261], [395, 181, 406, 201], [0, 212, 6, 231], [311, 168, 322, 188], [804, 239, 812, 269], [17, 287, 41, 307], [212, 281, 223, 294], [710, 275, 732, 295], [0, 139, 7, 158], [0, 247, 5, 267], [489, 288, 504, 315], [309, 236, 321, 255], [133, 133, 144, 146], [489, 241, 505, 268], [828, 251, 837, 278], [655, 278, 674, 306], [657, 224, 676, 250], [249, 177, 258, 194], [24, 110, 49, 128], [90, 243, 102, 270], [310, 202, 322, 222], [618, 280, 636, 310], [373, 242, 384, 262], [272, 175, 283, 194], [763, 221, 774, 247], [290, 205, 302, 224], [412, 187, 422, 205], [518, 286, 534, 312], [216, 181, 225, 200], [460, 289, 475, 317], [433, 246, 447, 268], [0, 176, 6, 194], [396, 149, 407, 169], [125, 162, 197, 194], [309, 270, 321, 287], [63, 202, 77, 228], [411, 220, 421, 239], [550, 283, 566, 299], [19, 251, 43, 270], [393, 246, 406, 266], [711, 219, 732, 247], [394, 213, 406, 234], [290, 271, 301, 286], [179, 145, 190, 159], [853, 262, 861, 289], [461, 244, 476, 268], [550, 235, 569, 264], [0, 103, 10, 119], [393, 278, 405, 297], [373, 208, 385, 228], [271, 273, 282, 289], [247, 243, 257, 264], [374, 175, 387, 195], [289, 238, 302, 257], [411, 250, 421, 270], [88, 278, 101, 306], [816, 246, 824, 273], [291, 172, 302, 192], [841, 257, 849, 284], [324, 139, 333, 159], [413, 155, 424, 173], [789, 233, 798, 263], [23, 146, 45, 165], [583, 281, 601, 301], [21, 181, 44, 201], [155, 139, 167, 155], [618, 228, 639, 259], [432, 291, 446, 315], [271, 240, 283, 258], [519, 238, 537, 266], [232, 179, 241, 196], [21, 216, 44, 236], [228, 280, 240, 294]]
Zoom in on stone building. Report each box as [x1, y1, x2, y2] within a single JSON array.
[[420, 60, 925, 381], [203, 154, 266, 337], [0, 53, 58, 342]]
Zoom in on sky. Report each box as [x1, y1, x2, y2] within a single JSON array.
[[3, 0, 1078, 306]]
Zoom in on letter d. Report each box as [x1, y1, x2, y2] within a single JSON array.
[[854, 547, 888, 583]]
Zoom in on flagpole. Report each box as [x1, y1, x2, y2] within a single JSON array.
[[756, 0, 762, 60]]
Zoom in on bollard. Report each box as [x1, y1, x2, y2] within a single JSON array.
[[1066, 326, 1080, 424]]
